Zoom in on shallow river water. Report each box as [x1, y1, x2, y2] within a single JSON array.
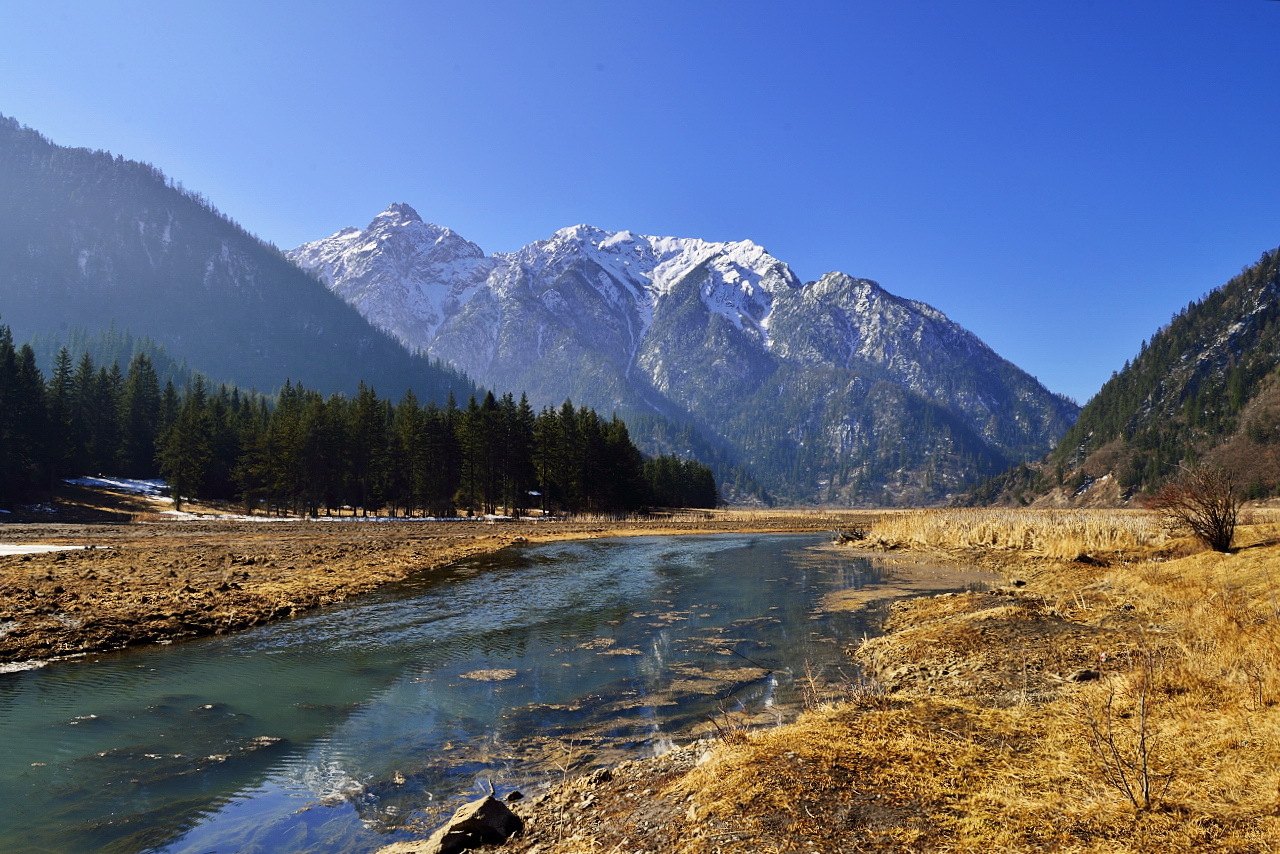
[[0, 533, 971, 853]]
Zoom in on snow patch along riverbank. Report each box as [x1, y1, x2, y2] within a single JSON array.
[[0, 544, 85, 556]]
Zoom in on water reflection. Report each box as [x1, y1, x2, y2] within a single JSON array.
[[0, 534, 975, 854]]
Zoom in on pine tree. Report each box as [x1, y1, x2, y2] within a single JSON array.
[[389, 390, 425, 516], [159, 380, 180, 436], [158, 378, 214, 511], [46, 347, 79, 485], [119, 352, 162, 477], [532, 405, 562, 513], [347, 382, 388, 516], [457, 395, 485, 515], [601, 415, 646, 511], [88, 363, 124, 472], [416, 400, 456, 517], [0, 327, 19, 507], [71, 352, 98, 475], [0, 332, 49, 506], [504, 393, 537, 515]]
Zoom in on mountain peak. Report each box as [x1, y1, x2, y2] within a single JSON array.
[[373, 202, 423, 227], [289, 205, 1078, 505], [549, 224, 609, 244]]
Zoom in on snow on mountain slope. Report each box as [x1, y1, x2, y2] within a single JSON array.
[[291, 208, 800, 359], [289, 205, 1078, 504], [288, 203, 493, 349]]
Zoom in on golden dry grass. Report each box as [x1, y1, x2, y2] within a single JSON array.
[[413, 515, 1280, 854], [656, 522, 1280, 852], [867, 507, 1173, 559], [672, 688, 1280, 853]]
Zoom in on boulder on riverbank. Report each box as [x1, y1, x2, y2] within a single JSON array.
[[379, 793, 523, 854]]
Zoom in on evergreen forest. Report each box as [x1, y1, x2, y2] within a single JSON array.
[[1050, 248, 1280, 493], [0, 324, 717, 515], [967, 247, 1280, 505]]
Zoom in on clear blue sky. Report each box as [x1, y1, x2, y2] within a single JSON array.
[[2, 0, 1278, 404]]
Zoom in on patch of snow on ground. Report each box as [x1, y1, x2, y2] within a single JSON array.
[[66, 477, 169, 498], [0, 544, 87, 556]]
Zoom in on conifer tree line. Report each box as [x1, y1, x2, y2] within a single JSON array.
[[0, 324, 718, 513]]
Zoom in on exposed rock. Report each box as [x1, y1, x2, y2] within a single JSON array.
[[379, 794, 523, 854], [291, 207, 1079, 504], [460, 668, 518, 682], [832, 528, 868, 544], [502, 742, 714, 853]]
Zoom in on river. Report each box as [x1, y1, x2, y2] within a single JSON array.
[[0, 533, 974, 853]]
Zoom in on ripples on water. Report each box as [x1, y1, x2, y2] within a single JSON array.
[[0, 534, 953, 854]]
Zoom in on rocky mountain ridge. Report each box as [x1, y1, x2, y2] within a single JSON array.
[[291, 205, 1079, 503]]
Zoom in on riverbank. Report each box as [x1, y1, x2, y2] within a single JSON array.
[[479, 514, 1280, 853], [0, 487, 874, 665]]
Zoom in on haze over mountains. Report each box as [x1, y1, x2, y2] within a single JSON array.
[[291, 205, 1079, 503], [0, 116, 469, 402]]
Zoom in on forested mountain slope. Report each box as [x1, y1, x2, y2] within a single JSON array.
[[0, 116, 469, 402], [972, 247, 1280, 505]]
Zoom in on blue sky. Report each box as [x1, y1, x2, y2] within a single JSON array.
[[2, 0, 1278, 404]]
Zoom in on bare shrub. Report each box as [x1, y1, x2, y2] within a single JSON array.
[[1077, 647, 1173, 811], [1149, 465, 1241, 553], [707, 704, 752, 744]]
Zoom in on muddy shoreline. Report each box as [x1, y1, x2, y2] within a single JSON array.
[[0, 509, 872, 666]]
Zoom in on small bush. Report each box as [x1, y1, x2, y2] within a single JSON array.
[[1149, 465, 1241, 553]]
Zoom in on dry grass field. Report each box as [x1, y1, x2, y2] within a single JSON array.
[[496, 509, 1280, 853], [865, 507, 1173, 559]]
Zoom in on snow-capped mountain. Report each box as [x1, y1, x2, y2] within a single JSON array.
[[291, 205, 794, 361], [288, 203, 494, 350], [290, 204, 1078, 503]]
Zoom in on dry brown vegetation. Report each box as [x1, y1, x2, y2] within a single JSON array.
[[865, 507, 1172, 560], [13, 492, 1280, 851], [500, 510, 1280, 853]]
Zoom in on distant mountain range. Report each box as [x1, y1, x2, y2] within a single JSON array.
[[972, 247, 1280, 507], [0, 112, 1081, 505], [291, 204, 1079, 503], [0, 115, 469, 401]]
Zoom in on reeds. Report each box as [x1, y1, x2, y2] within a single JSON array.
[[867, 508, 1169, 559]]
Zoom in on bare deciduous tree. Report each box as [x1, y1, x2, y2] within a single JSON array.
[[1149, 464, 1241, 553]]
